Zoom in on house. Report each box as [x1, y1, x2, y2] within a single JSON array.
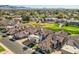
[[13, 31, 29, 39], [26, 27, 49, 43], [0, 18, 9, 26], [38, 31, 68, 53], [28, 34, 41, 43], [66, 35, 79, 49], [5, 18, 24, 35], [61, 35, 79, 54], [61, 44, 79, 54], [30, 17, 79, 26], [38, 34, 53, 53]]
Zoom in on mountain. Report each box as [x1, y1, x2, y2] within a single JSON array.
[[0, 5, 30, 10]]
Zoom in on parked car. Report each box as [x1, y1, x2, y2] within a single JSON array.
[[32, 52, 38, 54], [27, 43, 35, 48], [9, 38, 16, 41], [23, 46, 28, 51]]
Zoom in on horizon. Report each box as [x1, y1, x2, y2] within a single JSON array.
[[24, 5, 79, 9], [0, 5, 79, 9]]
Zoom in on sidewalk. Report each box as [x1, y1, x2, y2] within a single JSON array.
[[51, 50, 62, 54], [0, 42, 14, 54]]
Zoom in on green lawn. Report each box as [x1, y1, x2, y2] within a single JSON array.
[[42, 23, 61, 31], [32, 44, 38, 49], [63, 25, 79, 34], [69, 34, 79, 36], [25, 22, 79, 35], [40, 23, 79, 34], [0, 35, 5, 52], [0, 35, 2, 40], [0, 45, 5, 52]]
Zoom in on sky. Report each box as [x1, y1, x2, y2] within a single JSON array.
[[6, 5, 79, 9], [22, 5, 79, 9], [0, 0, 79, 9], [0, 0, 79, 5]]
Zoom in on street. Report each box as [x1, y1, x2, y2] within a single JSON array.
[[0, 37, 25, 54]]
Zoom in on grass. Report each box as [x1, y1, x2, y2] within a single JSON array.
[[41, 23, 61, 31], [70, 34, 79, 36], [24, 22, 79, 35], [0, 45, 5, 52], [23, 21, 37, 27], [41, 23, 79, 34], [63, 25, 79, 34], [0, 35, 2, 40], [32, 44, 39, 49]]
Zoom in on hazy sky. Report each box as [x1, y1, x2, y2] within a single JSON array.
[[0, 0, 79, 5], [22, 5, 79, 9], [9, 5, 79, 9], [0, 0, 79, 9]]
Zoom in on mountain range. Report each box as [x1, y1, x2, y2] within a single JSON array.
[[0, 5, 30, 9]]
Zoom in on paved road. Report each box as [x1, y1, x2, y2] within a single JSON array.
[[0, 37, 25, 54], [0, 37, 41, 54]]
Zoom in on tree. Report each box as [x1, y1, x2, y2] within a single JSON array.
[[5, 17, 12, 20], [56, 12, 65, 19], [21, 15, 30, 22]]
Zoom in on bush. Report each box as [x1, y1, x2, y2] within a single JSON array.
[[21, 15, 30, 22]]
